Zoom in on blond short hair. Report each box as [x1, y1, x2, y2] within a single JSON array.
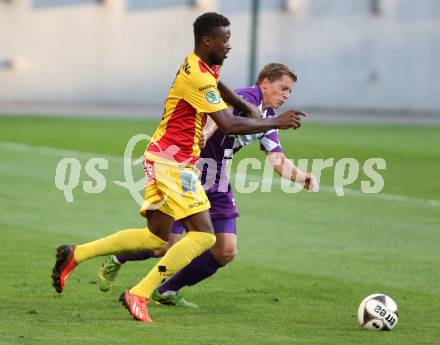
[[256, 63, 297, 85]]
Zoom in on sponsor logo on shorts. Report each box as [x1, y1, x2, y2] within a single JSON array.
[[205, 91, 221, 104], [188, 199, 209, 209], [179, 170, 198, 193]]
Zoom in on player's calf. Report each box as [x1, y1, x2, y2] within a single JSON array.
[[210, 234, 238, 265]]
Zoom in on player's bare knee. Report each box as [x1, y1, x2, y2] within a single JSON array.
[[212, 246, 237, 265], [224, 247, 237, 263]]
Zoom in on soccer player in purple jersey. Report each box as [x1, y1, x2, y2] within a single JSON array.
[[97, 63, 318, 307]]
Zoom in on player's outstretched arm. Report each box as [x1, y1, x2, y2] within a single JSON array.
[[218, 81, 260, 118], [209, 107, 305, 135], [267, 151, 318, 191]]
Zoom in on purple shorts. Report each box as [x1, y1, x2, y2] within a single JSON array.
[[172, 217, 237, 235], [207, 189, 239, 219]]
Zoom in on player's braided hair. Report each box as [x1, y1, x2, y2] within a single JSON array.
[[193, 12, 231, 45], [256, 63, 298, 84]]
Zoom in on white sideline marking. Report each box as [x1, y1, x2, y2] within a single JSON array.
[[0, 141, 123, 162], [1, 141, 439, 207], [234, 172, 440, 207]]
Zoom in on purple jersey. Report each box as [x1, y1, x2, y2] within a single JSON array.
[[197, 85, 282, 219]]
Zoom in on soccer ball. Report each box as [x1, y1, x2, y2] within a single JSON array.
[[357, 293, 398, 331]]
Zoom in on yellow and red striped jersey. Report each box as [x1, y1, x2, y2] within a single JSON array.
[[146, 51, 227, 165]]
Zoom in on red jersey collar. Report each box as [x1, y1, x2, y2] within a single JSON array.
[[191, 51, 220, 79]]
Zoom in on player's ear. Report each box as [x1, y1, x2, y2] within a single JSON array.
[[261, 78, 271, 90], [201, 35, 213, 48]]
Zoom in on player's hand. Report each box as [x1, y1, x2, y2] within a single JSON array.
[[199, 131, 207, 149], [275, 109, 307, 129], [304, 173, 318, 192]]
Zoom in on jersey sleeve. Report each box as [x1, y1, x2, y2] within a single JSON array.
[[259, 129, 282, 153], [185, 74, 227, 114], [235, 89, 259, 107]]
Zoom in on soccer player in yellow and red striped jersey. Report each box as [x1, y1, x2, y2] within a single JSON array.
[[146, 51, 226, 166], [51, 12, 306, 323]]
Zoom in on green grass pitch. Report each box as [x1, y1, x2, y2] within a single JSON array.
[[0, 115, 439, 345]]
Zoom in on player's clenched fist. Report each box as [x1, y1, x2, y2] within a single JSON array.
[[303, 172, 318, 192], [275, 109, 307, 129]]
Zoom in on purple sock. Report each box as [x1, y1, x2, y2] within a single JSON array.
[[158, 250, 223, 293], [116, 251, 152, 264]]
